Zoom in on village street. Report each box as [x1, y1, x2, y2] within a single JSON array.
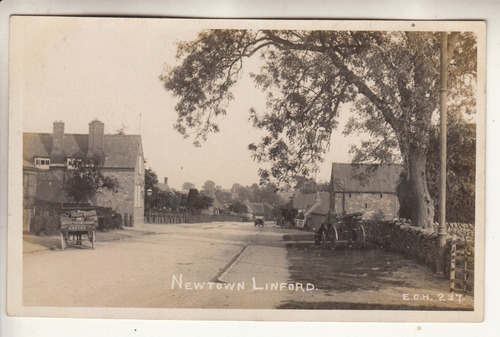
[[23, 222, 473, 310]]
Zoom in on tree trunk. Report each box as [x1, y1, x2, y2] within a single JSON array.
[[407, 146, 435, 228]]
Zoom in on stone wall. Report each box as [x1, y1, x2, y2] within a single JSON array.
[[366, 221, 441, 271], [433, 222, 474, 242], [334, 192, 399, 220], [365, 220, 475, 273], [37, 168, 66, 201]]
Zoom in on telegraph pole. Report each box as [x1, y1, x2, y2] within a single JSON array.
[[437, 32, 448, 274]]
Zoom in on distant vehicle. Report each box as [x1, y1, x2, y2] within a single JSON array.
[[254, 215, 264, 227]]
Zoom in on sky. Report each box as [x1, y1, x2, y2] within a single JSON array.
[[15, 17, 361, 190]]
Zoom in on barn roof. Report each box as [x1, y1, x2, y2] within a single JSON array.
[[331, 163, 402, 193]]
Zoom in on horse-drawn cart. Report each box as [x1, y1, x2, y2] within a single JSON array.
[[315, 212, 366, 249], [60, 208, 97, 250]]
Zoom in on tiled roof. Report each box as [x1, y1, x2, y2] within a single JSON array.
[[243, 200, 256, 213], [311, 193, 330, 215], [23, 159, 37, 169], [262, 202, 274, 211], [293, 192, 330, 215], [331, 163, 402, 193], [251, 203, 265, 215], [102, 135, 142, 168], [157, 182, 170, 191], [23, 133, 142, 169]]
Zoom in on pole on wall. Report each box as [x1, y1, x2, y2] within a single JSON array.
[[437, 31, 449, 274], [329, 165, 336, 224]]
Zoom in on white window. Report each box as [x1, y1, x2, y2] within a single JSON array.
[[34, 157, 51, 169]]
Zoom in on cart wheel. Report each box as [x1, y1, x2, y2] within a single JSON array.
[[91, 230, 96, 249], [328, 227, 338, 250], [60, 232, 65, 250], [357, 225, 366, 247]]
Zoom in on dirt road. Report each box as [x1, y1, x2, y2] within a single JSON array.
[[23, 221, 473, 310]]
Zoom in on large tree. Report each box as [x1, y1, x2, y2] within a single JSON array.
[[182, 182, 196, 191], [145, 168, 185, 212], [161, 30, 477, 228], [202, 180, 217, 193], [186, 188, 213, 214], [145, 168, 159, 194], [228, 201, 248, 215]]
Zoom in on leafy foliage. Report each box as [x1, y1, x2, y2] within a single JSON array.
[[228, 201, 248, 214], [186, 188, 213, 214], [248, 183, 282, 205], [182, 182, 196, 191], [145, 168, 158, 192], [202, 180, 217, 192], [147, 188, 186, 212], [145, 168, 186, 211], [231, 183, 252, 201], [63, 152, 119, 205], [161, 30, 477, 227], [293, 176, 330, 194], [426, 116, 476, 223]]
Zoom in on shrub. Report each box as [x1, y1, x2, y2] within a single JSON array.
[[96, 208, 122, 231]]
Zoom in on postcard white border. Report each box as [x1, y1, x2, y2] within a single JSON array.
[[2, 1, 498, 331], [7, 15, 486, 322]]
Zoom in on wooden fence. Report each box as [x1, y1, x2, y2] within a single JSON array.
[[145, 211, 187, 224], [449, 234, 475, 295], [144, 212, 245, 224]]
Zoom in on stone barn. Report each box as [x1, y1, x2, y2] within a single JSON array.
[[330, 163, 402, 220]]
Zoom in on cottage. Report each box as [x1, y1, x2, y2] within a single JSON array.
[[292, 192, 330, 229], [241, 200, 274, 221], [157, 177, 170, 192], [242, 200, 257, 220], [330, 163, 402, 220], [23, 120, 145, 231]]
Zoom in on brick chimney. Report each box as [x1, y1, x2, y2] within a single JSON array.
[[88, 119, 105, 155], [51, 121, 65, 163]]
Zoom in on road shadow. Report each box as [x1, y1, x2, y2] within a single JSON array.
[[285, 242, 422, 293]]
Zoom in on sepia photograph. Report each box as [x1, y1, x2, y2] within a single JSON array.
[[6, 16, 485, 323]]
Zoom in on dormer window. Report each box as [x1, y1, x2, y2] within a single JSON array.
[[34, 157, 51, 169]]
